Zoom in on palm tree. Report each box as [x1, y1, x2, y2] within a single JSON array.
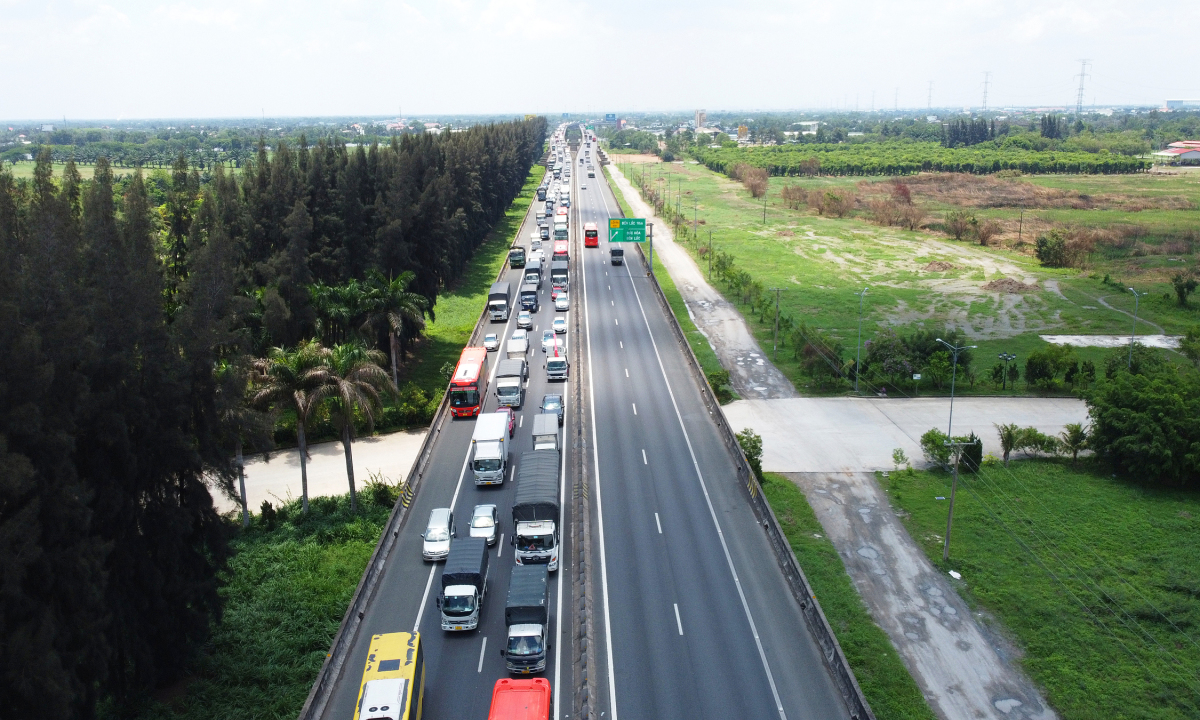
[[252, 340, 332, 514], [1059, 423, 1089, 465], [364, 270, 432, 386], [215, 358, 274, 527], [317, 343, 398, 511], [996, 423, 1021, 466]]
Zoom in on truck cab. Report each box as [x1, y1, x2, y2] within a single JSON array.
[[545, 356, 569, 381]]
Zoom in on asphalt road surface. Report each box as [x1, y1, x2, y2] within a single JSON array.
[[315, 129, 851, 720], [577, 147, 849, 720]]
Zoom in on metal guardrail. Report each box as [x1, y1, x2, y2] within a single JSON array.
[[615, 186, 876, 720], [297, 181, 540, 720]]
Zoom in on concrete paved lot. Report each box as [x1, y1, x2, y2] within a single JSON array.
[[724, 396, 1088, 473], [210, 429, 427, 514]]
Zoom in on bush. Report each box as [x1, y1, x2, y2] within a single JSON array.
[[1024, 344, 1075, 389], [1035, 229, 1068, 267], [920, 428, 952, 467], [735, 428, 764, 482], [945, 210, 974, 240], [961, 432, 983, 472]]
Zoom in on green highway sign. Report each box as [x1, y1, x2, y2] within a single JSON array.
[[608, 217, 646, 242]]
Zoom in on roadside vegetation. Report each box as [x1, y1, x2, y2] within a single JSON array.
[[609, 155, 1197, 396], [763, 473, 938, 720]]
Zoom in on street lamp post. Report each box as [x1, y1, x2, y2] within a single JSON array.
[[854, 287, 869, 393], [1128, 287, 1145, 369], [936, 337, 977, 562], [998, 352, 1016, 391]]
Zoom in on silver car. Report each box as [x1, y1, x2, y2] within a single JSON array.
[[421, 507, 454, 561], [517, 311, 533, 329], [469, 504, 499, 546]]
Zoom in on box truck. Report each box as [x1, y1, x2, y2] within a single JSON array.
[[488, 282, 511, 321], [502, 564, 550, 674], [495, 358, 527, 409], [437, 537, 489, 631], [472, 412, 510, 485], [512, 451, 560, 571]]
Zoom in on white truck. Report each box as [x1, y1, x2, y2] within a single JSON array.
[[495, 358, 527, 409], [437, 537, 489, 631], [507, 330, 529, 360], [511, 451, 560, 571], [488, 282, 511, 322], [502, 564, 550, 674], [471, 412, 510, 485], [531, 414, 559, 452]]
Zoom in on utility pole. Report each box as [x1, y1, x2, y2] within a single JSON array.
[[769, 288, 783, 360], [648, 223, 654, 278], [981, 71, 991, 112], [854, 287, 869, 393], [708, 230, 713, 279], [1128, 287, 1145, 368], [1075, 60, 1091, 117], [936, 337, 976, 562]]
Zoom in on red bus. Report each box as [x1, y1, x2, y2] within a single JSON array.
[[449, 346, 489, 417], [552, 240, 569, 262], [583, 222, 598, 247], [488, 678, 550, 720]]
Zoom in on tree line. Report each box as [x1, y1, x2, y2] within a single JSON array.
[[0, 114, 546, 718]]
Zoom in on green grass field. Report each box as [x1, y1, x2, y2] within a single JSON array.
[[886, 459, 1200, 719], [611, 159, 1195, 395], [763, 473, 937, 720], [121, 493, 393, 720]]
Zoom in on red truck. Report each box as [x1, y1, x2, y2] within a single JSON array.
[[488, 678, 550, 720]]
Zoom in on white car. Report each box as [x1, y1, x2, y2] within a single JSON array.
[[542, 329, 564, 354], [469, 504, 499, 546], [483, 333, 499, 351], [553, 316, 567, 334], [517, 311, 533, 329], [581, 183, 587, 189], [555, 293, 569, 311]]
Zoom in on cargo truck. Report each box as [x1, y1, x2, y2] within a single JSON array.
[[502, 564, 550, 674], [609, 246, 624, 265], [552, 220, 568, 242], [512, 451, 560, 571], [471, 412, 510, 485], [524, 259, 542, 288], [488, 282, 511, 322], [531, 414, 559, 452], [488, 679, 551, 720], [509, 245, 526, 269], [550, 261, 568, 290], [437, 537, 489, 631], [495, 358, 527, 409], [519, 283, 539, 313], [536, 186, 547, 202]]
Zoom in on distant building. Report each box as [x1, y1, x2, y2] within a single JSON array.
[[1165, 99, 1200, 110], [1153, 141, 1200, 164], [41, 124, 54, 132], [695, 109, 706, 130]]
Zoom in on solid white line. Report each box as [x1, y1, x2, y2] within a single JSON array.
[[642, 448, 648, 465], [497, 534, 504, 558], [619, 341, 623, 349], [674, 604, 684, 635], [615, 318, 619, 326], [584, 163, 619, 720], [655, 513, 662, 534], [623, 239, 789, 720], [632, 403, 637, 415], [478, 636, 488, 672]]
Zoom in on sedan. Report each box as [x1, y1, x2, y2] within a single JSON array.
[[469, 504, 499, 546], [517, 311, 533, 329], [555, 293, 569, 311], [581, 183, 587, 189], [553, 316, 567, 334], [483, 333, 499, 351], [540, 394, 564, 426]]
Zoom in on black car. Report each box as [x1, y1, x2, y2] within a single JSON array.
[[539, 226, 549, 240], [540, 394, 564, 426]]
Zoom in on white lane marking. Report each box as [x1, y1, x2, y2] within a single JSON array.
[[611, 300, 614, 306], [655, 513, 662, 534], [583, 179, 619, 720], [674, 604, 684, 636], [519, 415, 524, 427], [615, 318, 619, 326], [624, 243, 789, 720], [497, 534, 504, 558], [620, 341, 623, 349], [478, 636, 488, 672], [632, 403, 637, 415], [412, 411, 476, 633], [625, 368, 629, 378], [642, 449, 648, 465]]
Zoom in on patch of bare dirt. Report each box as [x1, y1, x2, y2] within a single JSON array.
[[923, 261, 957, 272], [859, 173, 1193, 211], [983, 277, 1040, 293], [777, 229, 795, 237]]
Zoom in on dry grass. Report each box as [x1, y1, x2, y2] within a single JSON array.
[[858, 173, 1195, 212]]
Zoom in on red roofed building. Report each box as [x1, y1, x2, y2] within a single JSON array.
[[1154, 141, 1200, 164]]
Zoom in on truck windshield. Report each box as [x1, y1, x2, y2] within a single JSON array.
[[547, 360, 567, 371], [442, 594, 476, 616], [518, 534, 554, 551], [474, 458, 502, 472], [450, 389, 479, 408], [507, 634, 544, 656]]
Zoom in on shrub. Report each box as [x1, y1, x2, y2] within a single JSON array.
[[735, 428, 764, 482], [945, 210, 974, 240], [1024, 344, 1075, 388], [1172, 272, 1198, 307], [920, 428, 952, 467], [363, 469, 399, 507], [1035, 229, 1068, 267], [975, 219, 1002, 246], [961, 432, 983, 472]]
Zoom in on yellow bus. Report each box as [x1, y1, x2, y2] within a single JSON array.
[[353, 632, 426, 720]]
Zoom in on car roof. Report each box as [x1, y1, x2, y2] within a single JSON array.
[[542, 394, 561, 402], [428, 507, 451, 524], [472, 503, 497, 514]]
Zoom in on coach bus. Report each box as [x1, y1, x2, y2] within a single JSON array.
[[449, 346, 489, 418], [551, 239, 569, 263], [583, 222, 598, 248], [353, 632, 425, 720]]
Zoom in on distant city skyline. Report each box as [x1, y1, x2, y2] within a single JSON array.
[[2, 0, 1198, 120]]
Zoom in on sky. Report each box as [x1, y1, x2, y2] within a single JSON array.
[[2, 0, 1199, 120]]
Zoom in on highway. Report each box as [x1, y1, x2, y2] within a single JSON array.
[[312, 126, 852, 719], [575, 140, 850, 719], [315, 143, 576, 720]]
